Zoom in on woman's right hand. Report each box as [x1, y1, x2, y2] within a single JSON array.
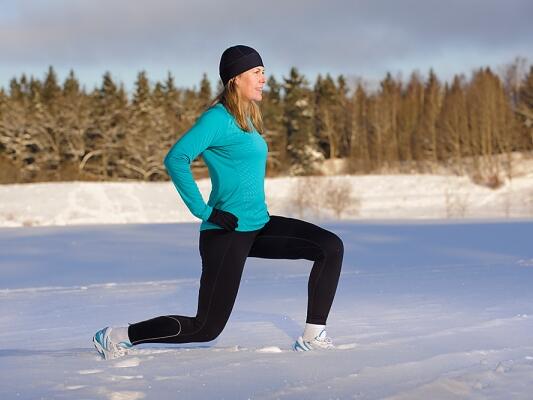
[[207, 208, 238, 231]]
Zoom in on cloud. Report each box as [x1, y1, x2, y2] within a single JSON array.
[[0, 0, 532, 87]]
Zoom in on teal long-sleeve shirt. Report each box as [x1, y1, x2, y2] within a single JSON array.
[[164, 102, 270, 232]]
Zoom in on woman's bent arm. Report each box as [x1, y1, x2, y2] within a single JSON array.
[[164, 106, 227, 221]]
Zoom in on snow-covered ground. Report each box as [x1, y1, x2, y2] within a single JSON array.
[[1, 220, 532, 399], [1, 175, 533, 399], [0, 173, 532, 228]]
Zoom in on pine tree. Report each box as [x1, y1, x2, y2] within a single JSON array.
[[398, 72, 424, 167], [55, 69, 91, 177], [215, 80, 224, 96], [336, 75, 352, 158], [416, 69, 442, 169], [9, 78, 23, 102], [1, 63, 530, 183], [162, 72, 185, 155], [283, 67, 323, 175], [349, 82, 371, 172], [84, 71, 128, 179], [314, 74, 337, 159], [163, 72, 183, 121], [0, 86, 17, 182], [261, 75, 285, 175], [375, 72, 401, 168], [42, 66, 61, 113], [198, 73, 212, 110], [0, 79, 26, 181], [125, 70, 166, 180]]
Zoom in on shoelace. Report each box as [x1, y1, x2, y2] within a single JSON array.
[[316, 335, 333, 345], [111, 342, 129, 358], [314, 330, 333, 347]]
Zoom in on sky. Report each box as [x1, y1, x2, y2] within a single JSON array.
[[0, 0, 532, 94]]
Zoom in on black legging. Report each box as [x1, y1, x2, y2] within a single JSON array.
[[128, 215, 344, 345]]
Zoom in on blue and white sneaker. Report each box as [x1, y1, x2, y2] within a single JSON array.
[[93, 327, 133, 360], [293, 328, 334, 352]]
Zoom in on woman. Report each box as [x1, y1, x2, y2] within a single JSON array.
[[93, 45, 344, 359]]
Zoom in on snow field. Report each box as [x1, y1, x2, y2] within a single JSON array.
[[1, 221, 532, 399]]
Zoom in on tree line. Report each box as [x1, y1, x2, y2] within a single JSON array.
[[0, 60, 532, 184]]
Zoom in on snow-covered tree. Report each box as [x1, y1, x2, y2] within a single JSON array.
[[283, 67, 323, 176]]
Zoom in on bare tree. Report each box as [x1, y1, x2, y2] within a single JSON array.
[[290, 176, 324, 219], [323, 177, 357, 218]]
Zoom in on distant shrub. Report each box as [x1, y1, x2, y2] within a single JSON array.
[[470, 172, 504, 189], [290, 176, 359, 219], [323, 178, 357, 219], [444, 185, 469, 218]]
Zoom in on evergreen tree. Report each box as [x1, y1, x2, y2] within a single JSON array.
[[416, 69, 442, 168], [161, 72, 187, 143], [56, 69, 91, 175], [0, 88, 6, 154], [398, 71, 424, 166], [314, 73, 345, 160], [0, 62, 530, 183], [0, 80, 25, 181], [9, 78, 23, 102], [198, 73, 212, 110], [163, 71, 183, 122], [375, 72, 401, 167], [283, 67, 323, 175], [336, 74, 352, 158], [19, 74, 30, 98], [349, 82, 371, 172], [42, 65, 61, 113], [215, 80, 224, 97], [153, 82, 165, 108], [29, 88, 59, 178], [126, 70, 166, 180], [261, 75, 285, 175], [63, 69, 80, 97], [84, 71, 128, 179], [132, 70, 151, 106]]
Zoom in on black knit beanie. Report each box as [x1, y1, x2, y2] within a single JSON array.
[[219, 45, 263, 86]]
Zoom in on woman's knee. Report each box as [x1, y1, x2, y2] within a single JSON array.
[[199, 324, 225, 342], [322, 231, 344, 259], [193, 315, 228, 342]]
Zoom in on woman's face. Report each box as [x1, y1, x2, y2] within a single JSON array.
[[235, 66, 266, 102]]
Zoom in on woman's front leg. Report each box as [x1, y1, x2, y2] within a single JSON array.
[[248, 215, 344, 324]]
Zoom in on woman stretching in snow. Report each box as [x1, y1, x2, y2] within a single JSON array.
[[93, 45, 344, 359]]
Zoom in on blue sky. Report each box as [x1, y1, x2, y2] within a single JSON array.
[[0, 0, 532, 94]]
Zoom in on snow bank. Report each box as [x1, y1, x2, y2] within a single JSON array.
[[0, 174, 532, 228]]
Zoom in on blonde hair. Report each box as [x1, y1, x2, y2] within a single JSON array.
[[209, 76, 264, 134]]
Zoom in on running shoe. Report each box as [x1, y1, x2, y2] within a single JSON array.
[[93, 326, 132, 360], [293, 328, 334, 352]]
